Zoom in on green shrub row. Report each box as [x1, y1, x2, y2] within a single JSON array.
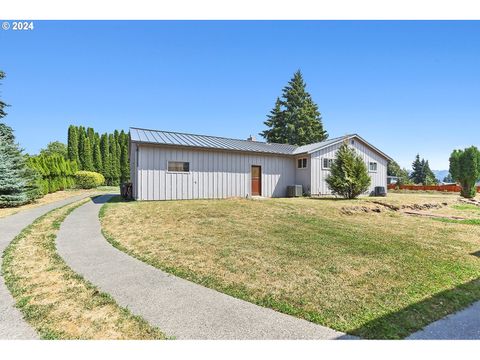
[[27, 154, 78, 195]]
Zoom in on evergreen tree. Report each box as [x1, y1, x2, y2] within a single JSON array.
[[325, 142, 371, 199], [93, 134, 102, 172], [421, 159, 437, 185], [83, 136, 94, 171], [109, 133, 120, 185], [0, 71, 8, 119], [0, 123, 37, 207], [443, 173, 454, 183], [67, 125, 79, 164], [100, 133, 111, 183], [410, 154, 423, 184], [260, 70, 328, 145]]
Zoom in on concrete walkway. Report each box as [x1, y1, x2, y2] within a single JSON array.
[[56, 195, 351, 340], [408, 300, 480, 339], [0, 194, 94, 339]]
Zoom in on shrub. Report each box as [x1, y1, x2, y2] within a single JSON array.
[[74, 171, 105, 189], [449, 146, 480, 198], [326, 141, 371, 199]]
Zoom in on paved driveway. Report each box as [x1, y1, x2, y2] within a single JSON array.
[[0, 194, 93, 339]]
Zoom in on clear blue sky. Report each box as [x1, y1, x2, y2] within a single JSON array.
[[1, 21, 479, 169]]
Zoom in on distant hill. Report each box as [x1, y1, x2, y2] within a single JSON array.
[[432, 170, 450, 182]]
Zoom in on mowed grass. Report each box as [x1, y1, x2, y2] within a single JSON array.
[[100, 193, 480, 339], [2, 198, 165, 340]]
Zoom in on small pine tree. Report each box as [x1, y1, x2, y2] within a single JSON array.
[[325, 142, 371, 199]]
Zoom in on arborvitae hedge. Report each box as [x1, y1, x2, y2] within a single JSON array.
[[67, 125, 129, 186], [27, 154, 78, 195]]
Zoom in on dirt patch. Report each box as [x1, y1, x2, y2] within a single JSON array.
[[459, 198, 480, 207], [340, 206, 384, 215], [342, 201, 449, 215]]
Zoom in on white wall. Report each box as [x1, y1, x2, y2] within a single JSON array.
[[310, 138, 388, 195], [294, 155, 312, 194], [133, 144, 296, 200]]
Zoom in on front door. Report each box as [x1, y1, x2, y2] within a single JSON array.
[[251, 165, 261, 196]]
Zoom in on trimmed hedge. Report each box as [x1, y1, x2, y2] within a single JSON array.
[[27, 154, 78, 196], [75, 171, 105, 189]]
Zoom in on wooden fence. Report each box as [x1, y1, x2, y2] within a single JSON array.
[[388, 184, 480, 193]]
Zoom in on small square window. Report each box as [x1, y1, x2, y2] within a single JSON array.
[[323, 158, 333, 169], [369, 162, 377, 172], [168, 161, 190, 172], [297, 158, 307, 169]]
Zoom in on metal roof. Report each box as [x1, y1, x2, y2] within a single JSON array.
[[129, 127, 391, 160], [130, 127, 298, 155]]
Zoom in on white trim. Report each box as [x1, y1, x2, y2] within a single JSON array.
[[167, 160, 190, 173], [297, 157, 308, 169], [322, 158, 333, 170]]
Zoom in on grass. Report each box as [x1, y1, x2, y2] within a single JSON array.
[[1, 197, 165, 340], [99, 192, 480, 339]]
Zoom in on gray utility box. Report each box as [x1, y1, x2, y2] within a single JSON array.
[[287, 185, 303, 197], [374, 186, 387, 197]]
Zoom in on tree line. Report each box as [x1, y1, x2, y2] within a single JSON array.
[[67, 125, 129, 186]]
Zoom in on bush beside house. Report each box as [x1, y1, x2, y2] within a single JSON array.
[[326, 142, 371, 199]]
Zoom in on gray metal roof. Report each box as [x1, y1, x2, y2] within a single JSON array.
[[130, 127, 298, 155], [129, 127, 391, 160]]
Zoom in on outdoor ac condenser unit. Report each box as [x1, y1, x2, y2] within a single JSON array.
[[374, 186, 387, 197], [287, 185, 303, 197]]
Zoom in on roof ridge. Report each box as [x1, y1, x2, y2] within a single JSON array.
[[129, 127, 297, 148]]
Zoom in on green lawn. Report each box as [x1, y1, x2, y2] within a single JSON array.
[[100, 193, 480, 339]]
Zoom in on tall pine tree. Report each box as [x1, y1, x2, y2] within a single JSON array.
[[260, 70, 328, 145]]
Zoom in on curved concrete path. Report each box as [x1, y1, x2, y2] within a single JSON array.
[[0, 193, 95, 339], [56, 195, 351, 340], [408, 300, 480, 339]]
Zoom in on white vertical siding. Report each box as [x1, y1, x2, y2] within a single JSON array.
[[134, 145, 296, 200], [310, 138, 388, 195], [294, 155, 312, 194]]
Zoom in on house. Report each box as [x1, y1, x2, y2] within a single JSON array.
[[129, 127, 392, 201]]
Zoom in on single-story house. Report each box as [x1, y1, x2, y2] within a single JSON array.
[[129, 127, 392, 201]]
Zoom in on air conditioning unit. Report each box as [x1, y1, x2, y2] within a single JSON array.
[[287, 185, 303, 197], [374, 186, 387, 197]]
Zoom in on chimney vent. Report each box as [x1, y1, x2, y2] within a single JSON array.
[[247, 135, 256, 141]]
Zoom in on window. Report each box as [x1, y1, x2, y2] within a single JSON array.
[[322, 158, 333, 169], [297, 158, 307, 169], [369, 162, 377, 172], [168, 161, 190, 172]]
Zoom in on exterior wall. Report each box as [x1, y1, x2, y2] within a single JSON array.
[[132, 143, 296, 200], [310, 139, 388, 195], [294, 155, 312, 194]]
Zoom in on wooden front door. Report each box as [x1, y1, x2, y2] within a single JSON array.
[[251, 165, 261, 196]]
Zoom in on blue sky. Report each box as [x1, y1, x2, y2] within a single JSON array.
[[1, 21, 479, 169]]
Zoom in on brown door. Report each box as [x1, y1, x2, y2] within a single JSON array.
[[251, 165, 261, 196]]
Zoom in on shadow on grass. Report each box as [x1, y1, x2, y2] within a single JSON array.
[[349, 277, 480, 339]]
